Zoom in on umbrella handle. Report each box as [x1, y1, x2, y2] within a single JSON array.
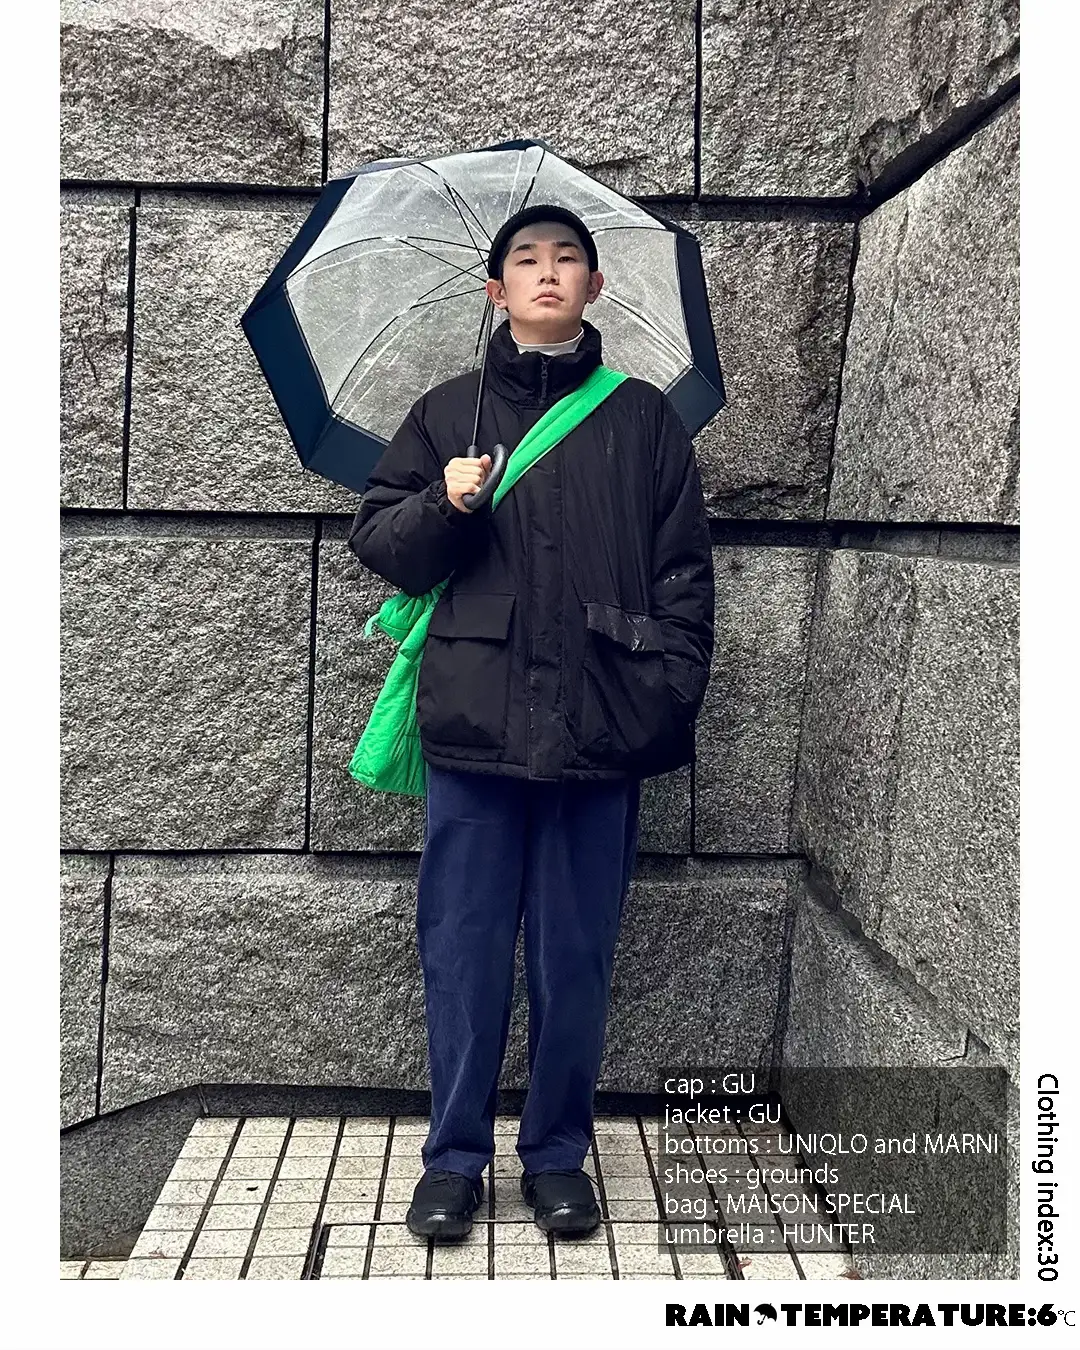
[[462, 441, 509, 511]]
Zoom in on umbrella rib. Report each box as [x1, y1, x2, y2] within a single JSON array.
[[396, 245, 486, 292], [402, 162, 491, 264], [310, 271, 483, 364], [442, 181, 492, 254], [288, 234, 486, 287], [513, 147, 545, 216], [327, 283, 488, 405], [409, 282, 487, 308]]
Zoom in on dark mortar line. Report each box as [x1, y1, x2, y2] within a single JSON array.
[[175, 1116, 246, 1279], [60, 176, 866, 222], [321, 1, 331, 185], [588, 1136, 620, 1279], [693, 0, 702, 201], [60, 507, 327, 530], [860, 80, 1019, 212], [59, 507, 1020, 558], [60, 178, 327, 200], [732, 1115, 810, 1279], [366, 1116, 396, 1280], [60, 1082, 203, 1136], [61, 846, 330, 859], [60, 507, 1018, 543], [303, 1115, 348, 1279], [768, 870, 800, 1088], [302, 518, 321, 853], [486, 1160, 495, 1279], [119, 201, 136, 511], [309, 1223, 332, 1280], [61, 846, 809, 864], [682, 1121, 745, 1279], [92, 854, 114, 1119], [635, 1116, 682, 1279], [238, 1117, 296, 1279]]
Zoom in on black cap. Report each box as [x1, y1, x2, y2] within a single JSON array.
[[486, 204, 599, 280]]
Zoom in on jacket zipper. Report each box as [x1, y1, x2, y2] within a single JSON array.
[[526, 357, 549, 773]]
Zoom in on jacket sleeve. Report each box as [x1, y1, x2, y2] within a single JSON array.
[[650, 395, 715, 718], [347, 395, 491, 596]]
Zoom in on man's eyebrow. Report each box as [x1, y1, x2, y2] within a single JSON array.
[[510, 239, 582, 254]]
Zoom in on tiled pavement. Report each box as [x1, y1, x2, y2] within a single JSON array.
[[61, 1115, 858, 1281]]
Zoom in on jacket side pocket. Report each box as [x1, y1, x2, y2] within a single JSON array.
[[576, 601, 677, 763], [416, 592, 516, 751]]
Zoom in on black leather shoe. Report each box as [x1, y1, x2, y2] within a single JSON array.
[[406, 1169, 485, 1240], [520, 1168, 601, 1235]]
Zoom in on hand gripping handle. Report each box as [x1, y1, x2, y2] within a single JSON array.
[[461, 441, 509, 511]]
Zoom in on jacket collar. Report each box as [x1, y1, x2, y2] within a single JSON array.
[[483, 316, 603, 407]]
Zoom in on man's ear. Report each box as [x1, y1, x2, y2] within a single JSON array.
[[586, 270, 604, 304], [485, 277, 508, 310]]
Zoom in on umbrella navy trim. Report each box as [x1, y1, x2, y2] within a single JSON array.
[[240, 174, 391, 495]]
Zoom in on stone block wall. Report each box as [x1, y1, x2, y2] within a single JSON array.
[[61, 1, 1019, 1273]]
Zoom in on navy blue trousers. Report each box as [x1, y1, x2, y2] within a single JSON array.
[[416, 763, 641, 1180]]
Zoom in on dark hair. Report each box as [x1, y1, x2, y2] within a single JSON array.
[[486, 204, 598, 281]]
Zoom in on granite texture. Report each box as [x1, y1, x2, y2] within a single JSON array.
[[599, 859, 797, 1091], [792, 549, 1019, 1075], [60, 193, 132, 509], [695, 546, 819, 853], [784, 887, 969, 1068], [781, 891, 1018, 1279], [687, 215, 854, 519], [60, 527, 312, 850], [310, 525, 691, 854], [128, 194, 358, 513], [61, 854, 109, 1128], [100, 854, 792, 1111], [61, 1087, 204, 1258], [700, 0, 862, 196], [327, 0, 696, 197], [830, 101, 1019, 524], [853, 0, 1020, 188], [60, 0, 324, 186]]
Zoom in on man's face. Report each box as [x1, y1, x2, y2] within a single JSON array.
[[485, 221, 604, 330]]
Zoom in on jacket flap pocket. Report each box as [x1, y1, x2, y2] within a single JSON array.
[[584, 601, 665, 653], [429, 591, 516, 641]]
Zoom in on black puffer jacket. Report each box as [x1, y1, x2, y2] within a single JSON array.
[[347, 317, 714, 782]]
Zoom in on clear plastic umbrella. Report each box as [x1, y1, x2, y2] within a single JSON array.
[[241, 137, 726, 495]]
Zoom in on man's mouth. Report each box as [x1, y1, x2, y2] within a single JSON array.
[[535, 294, 561, 302]]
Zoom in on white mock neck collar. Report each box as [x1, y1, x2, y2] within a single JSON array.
[[509, 325, 585, 356]]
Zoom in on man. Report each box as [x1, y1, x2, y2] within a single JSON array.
[[348, 204, 714, 1241]]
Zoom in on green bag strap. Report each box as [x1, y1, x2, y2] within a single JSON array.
[[363, 363, 629, 639], [491, 363, 628, 508]]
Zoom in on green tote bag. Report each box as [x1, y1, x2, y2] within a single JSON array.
[[348, 363, 629, 797]]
